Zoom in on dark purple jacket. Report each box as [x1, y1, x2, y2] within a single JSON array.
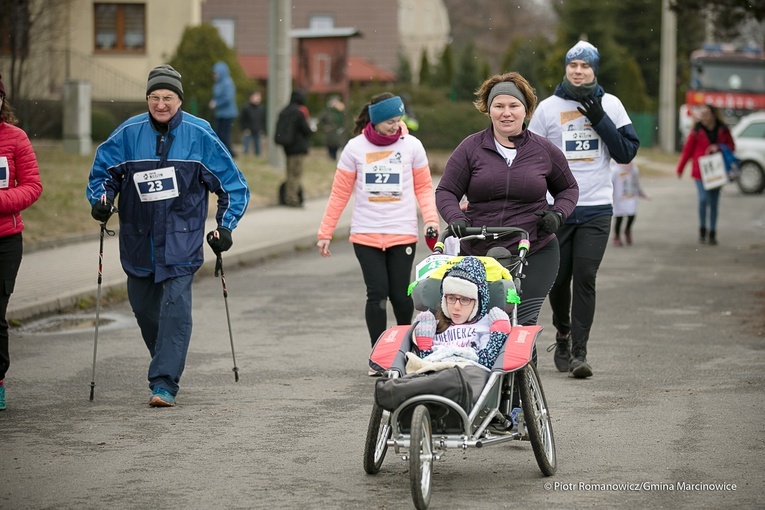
[[436, 125, 578, 256]]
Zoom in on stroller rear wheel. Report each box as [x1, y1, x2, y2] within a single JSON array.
[[363, 403, 391, 474], [409, 404, 433, 510], [519, 363, 557, 476]]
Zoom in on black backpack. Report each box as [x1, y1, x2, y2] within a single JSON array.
[[274, 108, 295, 146]]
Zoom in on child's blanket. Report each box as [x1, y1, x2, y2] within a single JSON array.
[[405, 345, 487, 374]]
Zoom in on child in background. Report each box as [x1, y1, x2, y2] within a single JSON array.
[[611, 158, 648, 246], [411, 256, 511, 370]]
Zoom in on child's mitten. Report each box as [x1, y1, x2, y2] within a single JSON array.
[[488, 307, 511, 334], [414, 311, 436, 350]]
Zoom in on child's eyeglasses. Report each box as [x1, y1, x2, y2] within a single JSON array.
[[445, 295, 475, 306]]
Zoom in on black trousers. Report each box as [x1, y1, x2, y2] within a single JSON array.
[[0, 233, 23, 380], [548, 216, 610, 358], [353, 242, 417, 346], [516, 238, 560, 327]]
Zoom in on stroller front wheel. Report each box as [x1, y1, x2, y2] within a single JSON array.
[[363, 403, 391, 474], [409, 404, 433, 510]]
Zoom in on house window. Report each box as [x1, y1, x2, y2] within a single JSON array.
[[309, 15, 334, 30], [210, 18, 235, 48], [94, 3, 145, 52], [0, 1, 30, 57]]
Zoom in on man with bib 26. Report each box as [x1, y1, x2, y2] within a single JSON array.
[[529, 41, 639, 378], [86, 65, 249, 407]]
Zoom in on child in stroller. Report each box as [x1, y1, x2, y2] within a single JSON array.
[[408, 256, 511, 372], [365, 226, 556, 510]]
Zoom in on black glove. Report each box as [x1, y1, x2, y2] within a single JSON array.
[[534, 210, 563, 234], [448, 219, 469, 238], [206, 227, 233, 254], [91, 199, 114, 223], [577, 95, 605, 125]]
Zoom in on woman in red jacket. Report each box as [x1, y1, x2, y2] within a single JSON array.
[[0, 74, 43, 410], [676, 104, 735, 245]]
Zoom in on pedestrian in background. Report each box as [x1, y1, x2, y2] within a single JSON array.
[[210, 61, 238, 157], [316, 93, 439, 374], [611, 158, 648, 247], [0, 74, 43, 411], [274, 90, 313, 207], [86, 64, 249, 407], [239, 90, 266, 157], [317, 96, 347, 160], [676, 104, 734, 246], [529, 40, 640, 378], [436, 72, 578, 342]]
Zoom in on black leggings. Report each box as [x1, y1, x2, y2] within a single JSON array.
[[353, 243, 417, 346], [516, 238, 559, 327], [614, 216, 635, 237], [548, 215, 610, 357], [0, 233, 23, 381]]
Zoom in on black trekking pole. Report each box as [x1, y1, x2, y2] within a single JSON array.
[[215, 253, 239, 382], [89, 221, 116, 400]]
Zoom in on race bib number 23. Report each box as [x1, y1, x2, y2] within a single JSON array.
[[133, 166, 180, 202]]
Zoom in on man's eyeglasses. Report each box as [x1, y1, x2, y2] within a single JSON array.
[[148, 95, 178, 105], [445, 295, 475, 306]]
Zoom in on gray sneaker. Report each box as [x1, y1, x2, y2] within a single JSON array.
[[569, 357, 593, 379], [547, 332, 570, 372]]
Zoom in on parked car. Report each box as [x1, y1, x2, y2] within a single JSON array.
[[731, 111, 765, 194]]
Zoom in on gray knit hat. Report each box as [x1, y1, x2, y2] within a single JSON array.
[[146, 64, 183, 100]]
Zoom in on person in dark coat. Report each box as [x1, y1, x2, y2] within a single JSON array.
[[239, 91, 265, 156], [275, 90, 313, 207]]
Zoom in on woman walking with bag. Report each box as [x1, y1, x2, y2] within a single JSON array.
[[676, 104, 735, 245]]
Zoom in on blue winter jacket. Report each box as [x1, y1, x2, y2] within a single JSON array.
[[86, 109, 250, 282], [212, 61, 238, 120]]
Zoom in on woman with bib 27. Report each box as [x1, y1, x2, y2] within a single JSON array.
[[317, 93, 439, 374]]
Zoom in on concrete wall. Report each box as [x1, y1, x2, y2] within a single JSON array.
[[398, 0, 451, 83]]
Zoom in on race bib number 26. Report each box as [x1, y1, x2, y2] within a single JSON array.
[[562, 130, 601, 160]]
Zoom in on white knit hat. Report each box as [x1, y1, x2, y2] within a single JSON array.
[[441, 275, 479, 321]]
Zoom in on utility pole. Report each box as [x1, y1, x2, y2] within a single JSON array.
[[658, 0, 678, 153], [267, 0, 291, 168]]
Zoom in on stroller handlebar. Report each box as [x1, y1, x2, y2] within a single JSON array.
[[433, 226, 530, 256]]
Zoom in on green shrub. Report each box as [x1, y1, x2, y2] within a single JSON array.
[[415, 100, 487, 151], [91, 107, 118, 142]]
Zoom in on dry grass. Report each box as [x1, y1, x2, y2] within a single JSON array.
[[22, 142, 341, 247], [21, 139, 676, 247]]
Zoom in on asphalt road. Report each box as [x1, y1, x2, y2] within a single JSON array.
[[1, 172, 764, 509]]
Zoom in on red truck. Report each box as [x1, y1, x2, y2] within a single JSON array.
[[678, 43, 765, 142]]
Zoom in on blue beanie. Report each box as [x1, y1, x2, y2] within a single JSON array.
[[565, 41, 600, 75], [369, 96, 405, 125]]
